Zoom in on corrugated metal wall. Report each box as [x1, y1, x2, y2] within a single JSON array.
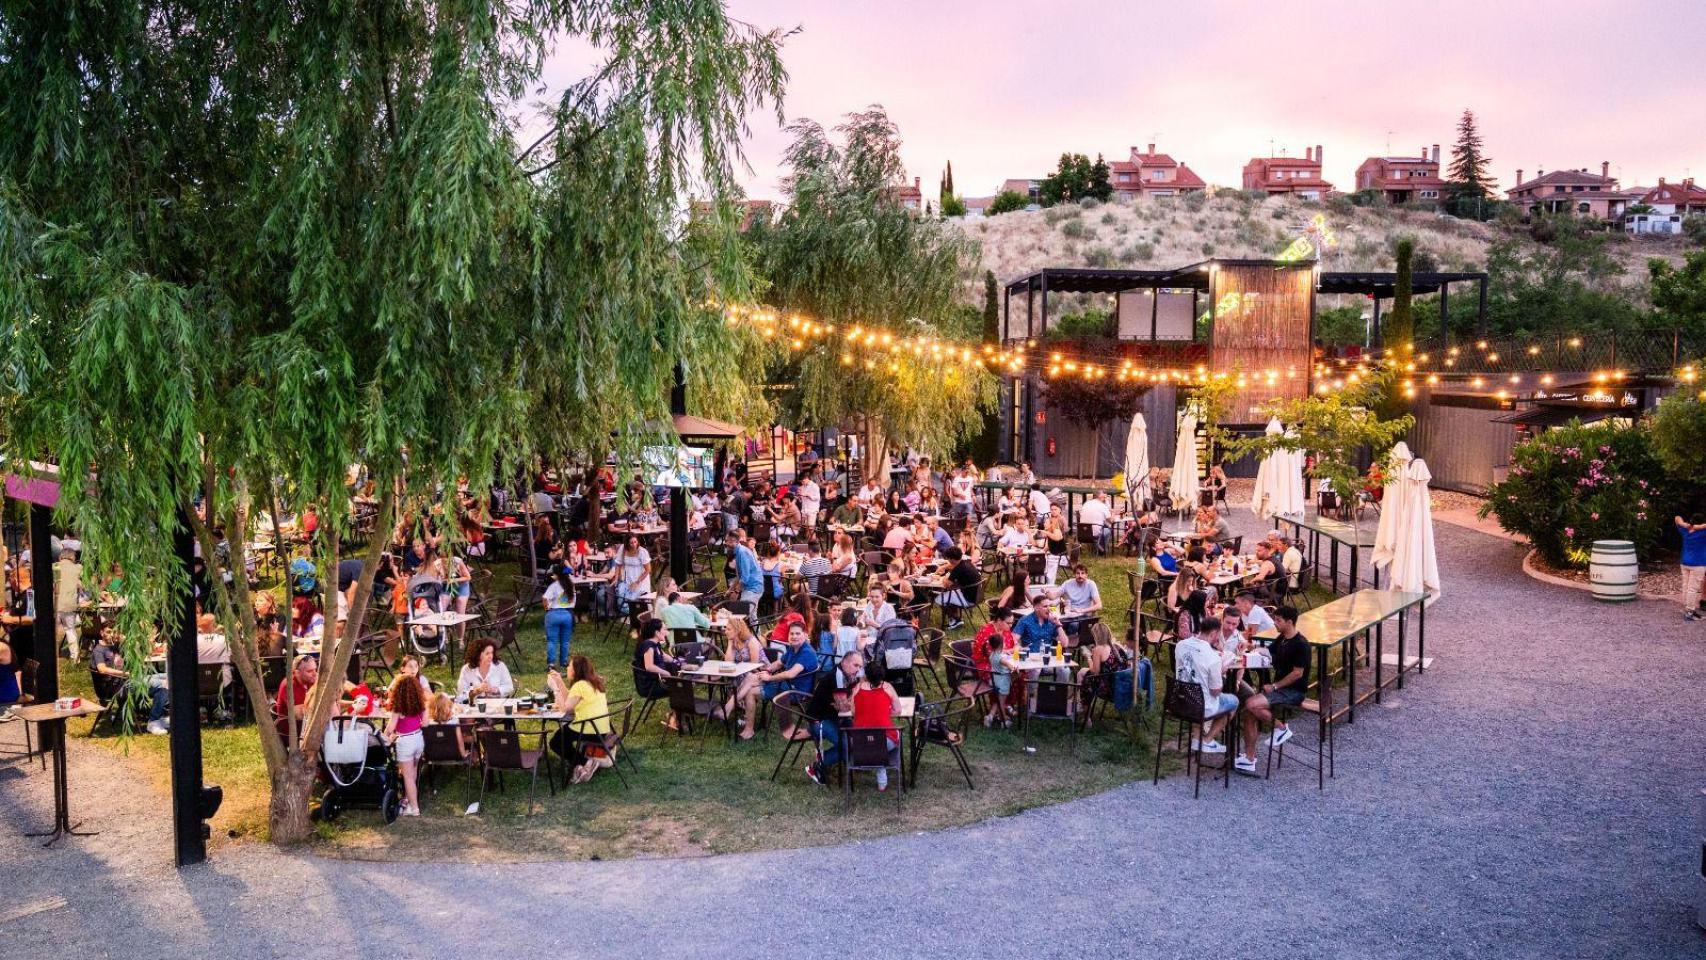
[[1023, 382, 1178, 479], [1406, 389, 1518, 493]]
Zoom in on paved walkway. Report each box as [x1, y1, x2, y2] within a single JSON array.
[[3, 518, 1704, 959]]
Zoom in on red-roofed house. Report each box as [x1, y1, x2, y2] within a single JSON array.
[[1506, 163, 1639, 220], [888, 176, 925, 213], [1626, 177, 1706, 235], [688, 198, 777, 231], [1243, 145, 1334, 200], [1109, 144, 1207, 198], [998, 178, 1042, 203], [1354, 145, 1447, 204]]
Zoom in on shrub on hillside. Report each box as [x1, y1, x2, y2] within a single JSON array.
[[1084, 245, 1114, 268], [1182, 192, 1207, 212], [1101, 210, 1117, 225], [1061, 219, 1087, 238], [1201, 242, 1215, 256], [1480, 421, 1673, 566], [1684, 216, 1706, 246], [986, 190, 1029, 216], [1119, 241, 1154, 264], [1044, 206, 1070, 225], [1648, 391, 1706, 510], [1079, 197, 1101, 210]]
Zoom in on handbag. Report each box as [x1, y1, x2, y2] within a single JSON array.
[[1164, 671, 1206, 722], [321, 719, 372, 786]]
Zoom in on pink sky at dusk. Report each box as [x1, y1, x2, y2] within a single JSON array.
[[544, 0, 1704, 200]]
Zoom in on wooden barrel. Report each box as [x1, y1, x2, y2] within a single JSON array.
[[1589, 540, 1638, 603]]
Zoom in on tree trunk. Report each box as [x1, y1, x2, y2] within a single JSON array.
[[268, 752, 321, 845]]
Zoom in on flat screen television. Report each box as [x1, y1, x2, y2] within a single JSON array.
[[644, 445, 715, 490]]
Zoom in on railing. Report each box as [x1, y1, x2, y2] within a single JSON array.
[[1340, 328, 1704, 375]]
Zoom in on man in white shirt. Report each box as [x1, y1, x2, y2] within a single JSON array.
[[947, 466, 976, 521], [797, 473, 821, 533], [1173, 616, 1238, 753], [997, 519, 1033, 551], [1077, 492, 1112, 554], [1234, 591, 1275, 635], [857, 480, 883, 506], [1028, 486, 1051, 526], [1278, 535, 1304, 589]]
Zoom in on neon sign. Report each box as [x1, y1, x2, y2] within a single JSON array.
[[1276, 213, 1338, 266]]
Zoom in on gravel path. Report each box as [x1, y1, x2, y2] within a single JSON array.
[[4, 515, 1704, 959]]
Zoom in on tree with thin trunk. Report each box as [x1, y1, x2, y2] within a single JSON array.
[[0, 1, 783, 844], [749, 106, 995, 471]]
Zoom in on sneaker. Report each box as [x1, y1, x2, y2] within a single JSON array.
[[0, 710, 16, 723], [946, 619, 965, 630], [804, 763, 824, 786], [1685, 611, 1703, 622], [1198, 739, 1226, 755], [1270, 725, 1294, 749], [593, 755, 613, 769], [1234, 755, 1259, 776], [401, 805, 420, 817], [146, 720, 169, 736], [876, 769, 890, 791]]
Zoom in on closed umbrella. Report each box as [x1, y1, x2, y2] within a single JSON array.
[[1251, 418, 1285, 520], [1279, 438, 1307, 519], [1390, 456, 1441, 600], [1371, 441, 1412, 573], [1169, 412, 1199, 515], [1123, 412, 1150, 513]]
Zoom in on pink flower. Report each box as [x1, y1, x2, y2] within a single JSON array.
[[1590, 513, 1600, 521], [1636, 512, 1647, 520], [1564, 527, 1575, 538]]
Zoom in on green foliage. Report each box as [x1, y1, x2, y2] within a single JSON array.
[[1684, 217, 1706, 246], [1480, 422, 1672, 566], [1090, 155, 1113, 202], [0, 0, 786, 839], [1222, 364, 1413, 502], [750, 105, 994, 465], [1060, 219, 1087, 239], [940, 194, 967, 217], [1119, 242, 1155, 265], [1455, 231, 1641, 338], [1043, 375, 1150, 427], [940, 160, 954, 202], [1044, 308, 1113, 339], [1084, 246, 1115, 269], [1315, 304, 1367, 346], [987, 190, 1029, 216], [1649, 388, 1706, 510], [1446, 108, 1498, 200], [1387, 237, 1415, 347], [1649, 251, 1706, 339], [981, 271, 1000, 342], [1039, 152, 1108, 206]]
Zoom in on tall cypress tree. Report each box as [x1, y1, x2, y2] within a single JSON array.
[[1387, 237, 1415, 348], [982, 270, 999, 341]]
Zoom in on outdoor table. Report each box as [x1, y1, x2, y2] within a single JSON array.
[[1255, 588, 1426, 748], [1009, 654, 1076, 751], [15, 701, 104, 847], [1275, 511, 1380, 595]]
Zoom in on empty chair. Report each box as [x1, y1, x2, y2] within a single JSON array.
[[476, 726, 553, 816]]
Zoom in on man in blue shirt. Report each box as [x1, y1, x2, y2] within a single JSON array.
[[732, 532, 764, 606], [1677, 514, 1706, 621], [757, 621, 820, 739], [1012, 603, 1066, 655]]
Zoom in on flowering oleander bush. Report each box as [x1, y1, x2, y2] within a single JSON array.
[[1481, 420, 1674, 566]]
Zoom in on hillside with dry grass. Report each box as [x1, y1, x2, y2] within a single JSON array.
[[955, 190, 1690, 306]]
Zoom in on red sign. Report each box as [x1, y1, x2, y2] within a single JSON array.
[[5, 474, 61, 508]]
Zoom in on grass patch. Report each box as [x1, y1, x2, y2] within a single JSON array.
[[61, 549, 1186, 861]]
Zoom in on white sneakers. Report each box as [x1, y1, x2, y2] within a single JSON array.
[[146, 720, 169, 735], [1196, 739, 1226, 755], [1233, 755, 1259, 775], [400, 804, 420, 817], [1270, 725, 1294, 749]]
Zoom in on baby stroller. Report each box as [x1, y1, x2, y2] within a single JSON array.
[[314, 715, 403, 824]]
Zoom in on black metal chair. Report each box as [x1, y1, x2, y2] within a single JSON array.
[[843, 727, 903, 810], [908, 696, 975, 790], [476, 726, 553, 816], [421, 722, 478, 794], [767, 690, 821, 782], [1265, 699, 1333, 789], [1152, 675, 1234, 799], [662, 676, 723, 743], [195, 663, 232, 725], [1025, 676, 1080, 755]]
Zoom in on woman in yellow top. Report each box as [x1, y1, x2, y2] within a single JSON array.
[[546, 654, 613, 784]]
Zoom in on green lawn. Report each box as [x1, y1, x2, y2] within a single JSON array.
[[63, 549, 1199, 861]]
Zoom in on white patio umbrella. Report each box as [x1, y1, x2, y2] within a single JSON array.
[[1169, 412, 1199, 514], [1122, 412, 1150, 512], [1277, 435, 1307, 519], [1371, 441, 1412, 572], [1389, 455, 1441, 600], [1251, 418, 1286, 520]]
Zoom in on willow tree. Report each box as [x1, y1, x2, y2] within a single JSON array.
[[0, 1, 782, 843], [750, 105, 994, 471]]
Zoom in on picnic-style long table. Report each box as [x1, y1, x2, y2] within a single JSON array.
[[1274, 511, 1382, 595], [1256, 588, 1426, 781]]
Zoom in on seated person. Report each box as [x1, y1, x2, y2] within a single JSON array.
[[1234, 591, 1276, 635], [547, 654, 613, 784], [1057, 564, 1104, 636], [881, 516, 914, 553], [756, 621, 820, 740], [797, 541, 832, 593], [1234, 605, 1310, 775], [630, 619, 681, 717], [930, 546, 982, 630], [456, 637, 515, 700], [801, 649, 867, 785], [1173, 617, 1237, 755], [1011, 602, 1067, 656], [997, 517, 1034, 552], [272, 653, 356, 740], [857, 586, 897, 630], [1148, 536, 1181, 575], [92, 626, 171, 735], [659, 590, 711, 639], [0, 638, 21, 712], [424, 692, 469, 757], [831, 498, 865, 529], [871, 561, 915, 606]]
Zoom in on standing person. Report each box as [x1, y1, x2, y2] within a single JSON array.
[[541, 567, 578, 670], [1173, 616, 1237, 756], [947, 465, 977, 523], [1677, 515, 1706, 621], [547, 654, 613, 783], [53, 549, 83, 661], [797, 469, 821, 536], [1234, 605, 1310, 774], [383, 674, 427, 816], [731, 533, 764, 607], [614, 534, 653, 613], [1041, 504, 1069, 585]]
